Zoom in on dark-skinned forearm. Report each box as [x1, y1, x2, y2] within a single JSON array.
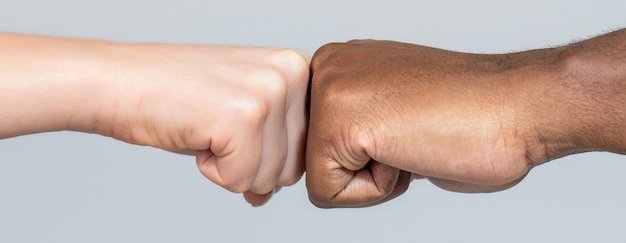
[[535, 28, 626, 160]]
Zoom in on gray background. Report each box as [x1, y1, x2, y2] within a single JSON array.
[[1, 0, 625, 242]]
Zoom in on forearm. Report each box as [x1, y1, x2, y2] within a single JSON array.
[[558, 29, 626, 155], [518, 28, 626, 162], [0, 33, 116, 138]]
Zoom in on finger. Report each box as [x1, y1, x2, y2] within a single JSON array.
[[305, 107, 372, 207], [275, 114, 306, 187], [305, 67, 385, 207], [336, 161, 405, 207], [276, 72, 309, 187], [247, 112, 287, 194], [305, 133, 369, 208], [243, 191, 271, 207], [277, 102, 308, 186], [243, 186, 282, 207], [246, 71, 290, 194], [349, 169, 412, 208], [307, 160, 402, 208], [196, 123, 263, 193], [243, 191, 272, 207], [376, 170, 412, 204]]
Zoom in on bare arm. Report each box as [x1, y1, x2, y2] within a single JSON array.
[[0, 33, 311, 206]]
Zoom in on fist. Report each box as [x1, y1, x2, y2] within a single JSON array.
[[306, 40, 550, 207], [102, 45, 311, 206]]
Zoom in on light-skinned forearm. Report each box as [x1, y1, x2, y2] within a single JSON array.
[[0, 33, 118, 138]]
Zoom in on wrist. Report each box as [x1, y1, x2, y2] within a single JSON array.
[[513, 49, 581, 164], [48, 37, 126, 138], [80, 42, 158, 142], [470, 47, 585, 165]]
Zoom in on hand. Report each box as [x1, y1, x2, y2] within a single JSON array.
[[305, 40, 569, 207], [101, 45, 311, 206], [0, 33, 310, 206]]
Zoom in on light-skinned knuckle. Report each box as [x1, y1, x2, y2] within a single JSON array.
[[291, 51, 312, 76], [234, 97, 268, 127], [252, 67, 288, 97], [265, 72, 289, 99], [273, 49, 310, 71]]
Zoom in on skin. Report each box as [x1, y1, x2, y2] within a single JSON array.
[[306, 29, 626, 208], [0, 33, 311, 206]]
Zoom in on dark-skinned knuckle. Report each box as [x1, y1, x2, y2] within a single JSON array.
[[308, 193, 333, 208], [311, 42, 343, 69], [313, 42, 343, 57], [310, 200, 333, 209], [315, 80, 357, 109], [305, 181, 334, 206]]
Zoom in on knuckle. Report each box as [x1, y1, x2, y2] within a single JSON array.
[[311, 42, 343, 71], [248, 67, 288, 103], [314, 79, 356, 109], [309, 198, 333, 209], [272, 49, 311, 74], [313, 42, 343, 59], [305, 178, 336, 207], [307, 191, 334, 208], [233, 96, 268, 128]]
